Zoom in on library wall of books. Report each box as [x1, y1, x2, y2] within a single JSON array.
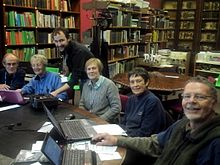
[[162, 0, 220, 78], [1, 0, 220, 78], [0, 0, 80, 62]]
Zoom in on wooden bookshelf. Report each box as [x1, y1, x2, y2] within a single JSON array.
[[0, 0, 80, 62], [95, 2, 168, 78], [162, 0, 220, 53]]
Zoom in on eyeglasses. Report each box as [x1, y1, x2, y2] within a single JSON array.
[[181, 94, 212, 101], [129, 79, 144, 85]]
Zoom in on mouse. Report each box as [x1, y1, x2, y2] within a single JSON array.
[[64, 114, 75, 120]]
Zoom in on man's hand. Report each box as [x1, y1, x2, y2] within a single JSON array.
[[92, 133, 118, 146], [0, 84, 10, 90], [50, 91, 58, 97]]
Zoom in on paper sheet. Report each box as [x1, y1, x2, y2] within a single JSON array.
[[93, 124, 127, 136], [37, 122, 53, 133], [0, 104, 20, 112]]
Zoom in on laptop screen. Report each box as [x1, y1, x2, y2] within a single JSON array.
[[42, 103, 65, 138], [41, 135, 62, 165]]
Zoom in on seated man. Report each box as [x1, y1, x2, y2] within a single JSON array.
[[120, 67, 168, 137], [0, 53, 25, 90], [92, 75, 220, 165], [17, 54, 68, 101]]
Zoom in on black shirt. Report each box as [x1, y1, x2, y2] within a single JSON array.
[[0, 68, 26, 89]]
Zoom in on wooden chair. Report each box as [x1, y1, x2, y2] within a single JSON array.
[[119, 94, 129, 124]]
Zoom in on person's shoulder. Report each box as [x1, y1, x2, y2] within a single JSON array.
[[0, 68, 5, 73], [17, 68, 26, 74]]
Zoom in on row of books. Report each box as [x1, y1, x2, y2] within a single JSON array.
[[108, 45, 139, 61], [4, 0, 71, 11], [200, 33, 216, 42], [6, 47, 35, 61], [36, 11, 75, 28], [179, 32, 194, 40], [108, 60, 135, 78], [37, 48, 59, 59], [5, 10, 76, 28], [204, 2, 220, 10], [180, 21, 194, 30], [6, 31, 35, 45], [6, 47, 59, 61], [104, 30, 141, 44], [5, 11, 36, 27]]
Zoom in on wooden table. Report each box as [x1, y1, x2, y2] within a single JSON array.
[[0, 102, 125, 165], [112, 72, 190, 93]]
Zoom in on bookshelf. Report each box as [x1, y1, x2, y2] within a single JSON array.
[[99, 1, 168, 78], [0, 0, 80, 63], [199, 1, 220, 51], [194, 52, 220, 78], [162, 0, 220, 53]]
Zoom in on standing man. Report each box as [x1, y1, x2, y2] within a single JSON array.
[[0, 53, 25, 90], [92, 76, 220, 165], [50, 27, 94, 102]]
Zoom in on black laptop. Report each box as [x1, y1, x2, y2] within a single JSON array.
[[41, 134, 97, 165], [42, 103, 97, 142]]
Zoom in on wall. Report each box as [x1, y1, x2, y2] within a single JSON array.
[[80, 0, 162, 41]]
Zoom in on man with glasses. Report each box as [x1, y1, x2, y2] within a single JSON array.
[[92, 75, 220, 165], [0, 53, 25, 90]]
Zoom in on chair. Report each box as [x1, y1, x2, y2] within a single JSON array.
[[46, 67, 59, 73], [119, 94, 129, 121], [163, 95, 183, 121]]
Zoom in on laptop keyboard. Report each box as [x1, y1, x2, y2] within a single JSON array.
[[62, 150, 96, 165], [61, 120, 90, 139]]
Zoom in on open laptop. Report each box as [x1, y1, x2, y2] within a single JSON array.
[[0, 90, 27, 104], [42, 103, 97, 142], [41, 134, 97, 165]]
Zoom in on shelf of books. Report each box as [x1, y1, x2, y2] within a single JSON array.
[[199, 0, 220, 51], [1, 0, 80, 62], [100, 1, 168, 78]]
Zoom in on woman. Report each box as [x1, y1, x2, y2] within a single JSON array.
[[79, 58, 121, 123], [17, 54, 68, 101]]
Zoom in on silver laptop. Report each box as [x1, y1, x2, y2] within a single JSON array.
[[42, 103, 97, 142], [0, 90, 27, 104], [41, 134, 97, 165]]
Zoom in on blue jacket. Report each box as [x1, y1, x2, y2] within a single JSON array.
[[21, 72, 68, 100]]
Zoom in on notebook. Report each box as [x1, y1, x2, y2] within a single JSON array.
[[42, 103, 97, 142], [41, 134, 97, 165], [0, 90, 27, 104]]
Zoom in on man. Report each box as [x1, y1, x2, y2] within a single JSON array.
[[92, 76, 220, 165], [50, 27, 94, 102], [0, 53, 25, 90], [120, 67, 168, 137]]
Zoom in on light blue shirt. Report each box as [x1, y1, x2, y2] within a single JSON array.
[[21, 72, 68, 100]]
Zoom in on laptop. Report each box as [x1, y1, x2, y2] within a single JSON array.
[[0, 90, 27, 104], [41, 134, 97, 165], [42, 103, 97, 142]]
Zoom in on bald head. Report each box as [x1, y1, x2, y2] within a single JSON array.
[[2, 53, 19, 74]]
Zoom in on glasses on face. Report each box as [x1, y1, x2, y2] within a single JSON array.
[[181, 94, 212, 101], [129, 79, 144, 85]]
